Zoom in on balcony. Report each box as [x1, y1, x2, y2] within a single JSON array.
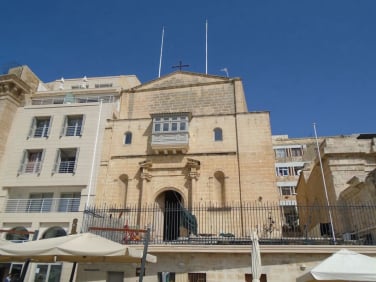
[[151, 132, 189, 154], [82, 203, 376, 246], [57, 161, 76, 173], [4, 198, 80, 213], [31, 95, 115, 105], [19, 161, 42, 174]]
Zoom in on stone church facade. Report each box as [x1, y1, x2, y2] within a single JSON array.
[[96, 72, 278, 211]]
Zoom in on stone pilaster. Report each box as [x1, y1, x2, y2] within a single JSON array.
[[139, 160, 152, 205], [186, 158, 200, 208]]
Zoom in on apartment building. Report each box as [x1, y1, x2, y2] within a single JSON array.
[[272, 135, 321, 231], [0, 66, 140, 280]]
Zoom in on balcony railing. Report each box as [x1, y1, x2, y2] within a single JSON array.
[[4, 198, 80, 213], [31, 95, 115, 105], [82, 202, 376, 246], [64, 125, 82, 136], [58, 161, 76, 173], [19, 161, 42, 174]]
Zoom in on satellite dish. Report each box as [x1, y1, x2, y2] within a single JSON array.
[[60, 77, 65, 83], [83, 76, 88, 82]]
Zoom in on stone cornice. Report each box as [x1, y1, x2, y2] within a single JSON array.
[[0, 74, 31, 103]]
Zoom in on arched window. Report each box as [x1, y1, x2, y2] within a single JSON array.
[[214, 171, 226, 205], [214, 128, 223, 141], [124, 132, 132, 144], [6, 226, 29, 242], [119, 174, 129, 206], [42, 226, 67, 239]]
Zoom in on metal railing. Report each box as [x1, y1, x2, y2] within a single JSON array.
[[4, 198, 80, 213], [64, 125, 82, 136], [31, 95, 115, 105], [82, 202, 376, 246], [58, 161, 76, 173], [19, 161, 42, 174]]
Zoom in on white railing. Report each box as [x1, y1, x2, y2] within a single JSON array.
[[58, 161, 76, 173], [19, 161, 42, 174], [31, 95, 115, 105], [5, 198, 80, 213]]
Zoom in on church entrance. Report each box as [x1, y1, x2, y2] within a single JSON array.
[[164, 191, 182, 241]]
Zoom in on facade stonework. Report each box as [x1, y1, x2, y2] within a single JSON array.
[[96, 72, 278, 210]]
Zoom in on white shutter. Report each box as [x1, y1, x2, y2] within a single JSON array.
[[52, 149, 61, 174], [27, 117, 36, 139], [18, 150, 27, 175], [73, 148, 80, 174]]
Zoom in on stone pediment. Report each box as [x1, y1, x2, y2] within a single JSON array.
[[130, 71, 230, 92]]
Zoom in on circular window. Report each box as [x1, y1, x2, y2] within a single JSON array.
[[42, 226, 67, 239], [6, 226, 29, 242]]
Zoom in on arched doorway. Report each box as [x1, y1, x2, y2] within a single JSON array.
[[157, 190, 197, 241], [164, 190, 182, 241]]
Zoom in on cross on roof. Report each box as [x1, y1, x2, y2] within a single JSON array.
[[172, 61, 189, 71]]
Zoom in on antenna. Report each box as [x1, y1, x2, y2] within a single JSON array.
[[205, 20, 208, 74], [158, 26, 165, 78], [220, 68, 229, 77]]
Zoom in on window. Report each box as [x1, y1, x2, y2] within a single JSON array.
[[278, 186, 296, 196], [291, 147, 303, 157], [158, 272, 176, 282], [95, 83, 113, 88], [274, 148, 287, 158], [34, 264, 62, 282], [53, 148, 79, 173], [62, 115, 84, 136], [276, 167, 289, 176], [214, 128, 223, 141], [124, 132, 132, 144], [42, 226, 67, 239], [58, 192, 80, 212], [188, 273, 206, 282], [153, 115, 188, 133], [28, 193, 53, 212], [19, 149, 44, 174], [29, 116, 51, 138], [5, 226, 30, 242]]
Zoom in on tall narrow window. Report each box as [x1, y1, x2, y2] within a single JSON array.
[[124, 132, 132, 144], [19, 149, 44, 174], [62, 115, 84, 136], [214, 128, 223, 141], [29, 116, 51, 138], [53, 148, 79, 174]]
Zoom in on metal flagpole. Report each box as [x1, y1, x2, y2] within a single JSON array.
[[158, 26, 165, 78], [205, 20, 208, 74], [313, 123, 336, 244]]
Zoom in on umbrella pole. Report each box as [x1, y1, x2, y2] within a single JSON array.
[[138, 228, 150, 282], [19, 259, 31, 282], [69, 262, 77, 282]]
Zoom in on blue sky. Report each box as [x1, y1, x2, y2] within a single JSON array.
[[1, 0, 375, 138]]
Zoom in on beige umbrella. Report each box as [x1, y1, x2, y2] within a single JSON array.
[[0, 233, 156, 263], [251, 231, 262, 282], [0, 233, 156, 282]]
